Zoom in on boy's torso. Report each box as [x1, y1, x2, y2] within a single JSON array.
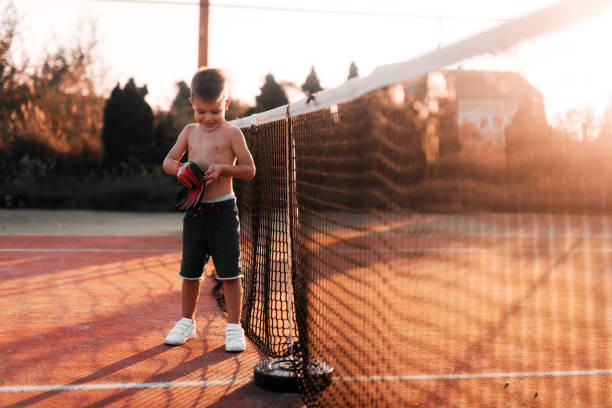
[[186, 122, 236, 201]]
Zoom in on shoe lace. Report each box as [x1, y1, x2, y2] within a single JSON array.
[[171, 320, 192, 334], [226, 326, 243, 342]]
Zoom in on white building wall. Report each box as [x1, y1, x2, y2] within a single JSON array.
[[458, 99, 518, 146]]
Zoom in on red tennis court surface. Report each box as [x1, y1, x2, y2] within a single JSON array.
[[2, 211, 612, 407], [0, 232, 305, 407]]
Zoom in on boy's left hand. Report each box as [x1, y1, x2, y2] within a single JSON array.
[[204, 164, 223, 185]]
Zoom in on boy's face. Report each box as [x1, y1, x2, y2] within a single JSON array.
[[189, 95, 231, 132]]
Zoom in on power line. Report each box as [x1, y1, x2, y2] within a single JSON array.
[[82, 0, 515, 23]]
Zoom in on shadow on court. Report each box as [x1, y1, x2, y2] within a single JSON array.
[[0, 230, 305, 408], [291, 213, 611, 407]]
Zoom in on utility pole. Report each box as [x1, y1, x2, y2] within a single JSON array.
[[198, 0, 209, 68]]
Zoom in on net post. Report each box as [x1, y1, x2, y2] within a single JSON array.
[[253, 102, 305, 394], [240, 125, 259, 337], [285, 104, 296, 352]]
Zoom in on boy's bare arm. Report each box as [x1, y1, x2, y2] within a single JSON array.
[[205, 127, 255, 185], [163, 125, 190, 176]]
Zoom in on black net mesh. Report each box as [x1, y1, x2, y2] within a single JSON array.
[[235, 119, 297, 358], [234, 74, 612, 406], [231, 4, 612, 406]]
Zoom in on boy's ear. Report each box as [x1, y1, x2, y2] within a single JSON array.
[[224, 98, 231, 109], [188, 97, 193, 105]]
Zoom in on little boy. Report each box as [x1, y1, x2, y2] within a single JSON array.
[[162, 67, 255, 352]]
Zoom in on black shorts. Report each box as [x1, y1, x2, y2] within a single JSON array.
[[178, 198, 243, 280]]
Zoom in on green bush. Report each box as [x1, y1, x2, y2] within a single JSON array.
[[1, 158, 179, 211]]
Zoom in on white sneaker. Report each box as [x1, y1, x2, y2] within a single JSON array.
[[225, 323, 246, 352], [165, 317, 196, 345]]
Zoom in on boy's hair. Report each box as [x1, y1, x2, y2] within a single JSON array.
[[190, 67, 227, 101]]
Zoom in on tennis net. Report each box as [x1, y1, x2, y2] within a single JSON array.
[[231, 1, 612, 406]]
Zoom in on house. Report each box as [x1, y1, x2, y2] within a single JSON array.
[[405, 69, 546, 159]]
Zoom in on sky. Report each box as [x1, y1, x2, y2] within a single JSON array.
[[8, 0, 612, 120]]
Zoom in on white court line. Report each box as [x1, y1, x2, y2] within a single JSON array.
[[3, 369, 610, 393], [0, 379, 252, 393], [2, 247, 610, 254], [0, 248, 179, 253], [314, 248, 612, 253], [335, 369, 612, 383], [382, 233, 612, 238]]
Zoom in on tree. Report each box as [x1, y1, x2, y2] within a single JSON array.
[[348, 61, 359, 79], [0, 0, 29, 147], [597, 101, 612, 144], [301, 66, 323, 97], [152, 110, 176, 167], [170, 81, 193, 123], [0, 0, 17, 90], [226, 99, 251, 121], [248, 74, 288, 115], [504, 100, 551, 179], [169, 80, 193, 134], [148, 83, 193, 170], [171, 80, 191, 112], [102, 78, 154, 167], [1, 9, 105, 162]]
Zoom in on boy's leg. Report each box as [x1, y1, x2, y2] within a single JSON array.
[[182, 278, 201, 320], [165, 279, 200, 346], [223, 278, 246, 352], [209, 199, 245, 351], [166, 205, 209, 346], [223, 278, 242, 323]]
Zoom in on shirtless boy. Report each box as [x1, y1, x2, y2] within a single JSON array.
[[162, 67, 255, 352]]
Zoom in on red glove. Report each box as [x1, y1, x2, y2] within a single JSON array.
[[175, 183, 205, 211], [177, 161, 204, 189]]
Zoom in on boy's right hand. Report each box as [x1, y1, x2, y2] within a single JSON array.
[[177, 162, 204, 188]]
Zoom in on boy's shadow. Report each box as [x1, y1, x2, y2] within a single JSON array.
[[8, 343, 236, 408]]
